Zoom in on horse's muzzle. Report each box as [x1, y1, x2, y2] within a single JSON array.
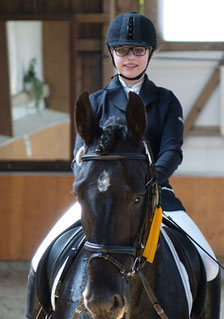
[[83, 285, 126, 319]]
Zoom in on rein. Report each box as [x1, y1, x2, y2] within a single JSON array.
[[75, 141, 168, 319]]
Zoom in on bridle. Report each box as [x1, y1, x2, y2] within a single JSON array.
[[82, 140, 152, 272], [75, 140, 168, 319]]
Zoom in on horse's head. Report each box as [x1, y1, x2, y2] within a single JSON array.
[[73, 92, 158, 319]]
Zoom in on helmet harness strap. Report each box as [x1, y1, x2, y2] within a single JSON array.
[[108, 46, 154, 81]]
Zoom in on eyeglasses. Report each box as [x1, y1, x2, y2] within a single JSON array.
[[113, 46, 148, 57]]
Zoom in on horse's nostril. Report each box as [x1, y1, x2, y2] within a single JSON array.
[[85, 290, 125, 317], [111, 293, 123, 311]]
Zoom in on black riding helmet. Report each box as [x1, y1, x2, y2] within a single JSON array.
[[106, 12, 157, 81]]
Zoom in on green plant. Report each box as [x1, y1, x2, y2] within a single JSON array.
[[24, 58, 44, 110]]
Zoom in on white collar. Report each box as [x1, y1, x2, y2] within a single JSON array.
[[119, 76, 144, 97]]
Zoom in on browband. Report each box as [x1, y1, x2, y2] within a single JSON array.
[[81, 153, 147, 162]]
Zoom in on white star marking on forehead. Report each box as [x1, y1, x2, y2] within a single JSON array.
[[98, 170, 111, 192]]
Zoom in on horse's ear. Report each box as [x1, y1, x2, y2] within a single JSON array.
[[126, 92, 146, 140], [75, 91, 95, 145]]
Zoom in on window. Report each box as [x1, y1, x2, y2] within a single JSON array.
[[0, 18, 76, 171], [162, 0, 224, 42]]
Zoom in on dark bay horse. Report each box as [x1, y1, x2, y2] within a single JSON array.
[[26, 92, 220, 319]]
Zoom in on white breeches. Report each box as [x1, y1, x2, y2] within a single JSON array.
[[164, 210, 219, 281], [32, 202, 81, 272]]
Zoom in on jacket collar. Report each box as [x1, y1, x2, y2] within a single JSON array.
[[104, 75, 157, 111]]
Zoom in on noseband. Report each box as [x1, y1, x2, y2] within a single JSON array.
[[81, 140, 155, 277]]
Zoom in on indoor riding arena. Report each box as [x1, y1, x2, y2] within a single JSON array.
[[0, 1, 223, 318]]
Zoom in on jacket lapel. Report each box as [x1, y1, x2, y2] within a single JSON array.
[[104, 75, 157, 111], [105, 77, 128, 111], [139, 75, 157, 106]]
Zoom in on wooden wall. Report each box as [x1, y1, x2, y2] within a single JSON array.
[[172, 177, 224, 256], [43, 21, 70, 113], [0, 174, 75, 260], [0, 22, 13, 136], [0, 121, 70, 160], [0, 174, 223, 260]]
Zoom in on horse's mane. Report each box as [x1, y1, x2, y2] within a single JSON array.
[[95, 116, 125, 154]]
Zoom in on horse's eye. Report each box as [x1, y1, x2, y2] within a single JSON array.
[[134, 194, 144, 205]]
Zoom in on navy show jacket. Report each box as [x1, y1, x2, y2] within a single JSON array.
[[73, 75, 185, 211]]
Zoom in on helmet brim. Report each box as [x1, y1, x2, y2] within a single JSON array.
[[108, 41, 150, 47]]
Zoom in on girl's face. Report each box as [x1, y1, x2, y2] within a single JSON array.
[[112, 46, 151, 86]]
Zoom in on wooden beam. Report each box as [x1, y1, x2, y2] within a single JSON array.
[[108, 0, 117, 21], [0, 22, 13, 137], [117, 0, 139, 14], [102, 0, 117, 86], [69, 17, 76, 160], [184, 58, 224, 138], [220, 66, 224, 136], [159, 41, 224, 52], [188, 126, 221, 137], [0, 14, 74, 21], [77, 39, 102, 51], [42, 21, 70, 113], [76, 13, 109, 23], [144, 0, 162, 42]]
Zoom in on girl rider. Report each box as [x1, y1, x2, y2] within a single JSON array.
[[73, 11, 220, 287], [27, 11, 220, 319]]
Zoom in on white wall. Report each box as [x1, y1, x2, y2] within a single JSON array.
[[148, 51, 224, 176], [7, 21, 43, 95], [7, 21, 44, 120]]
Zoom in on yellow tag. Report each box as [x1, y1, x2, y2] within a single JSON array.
[[142, 206, 163, 263]]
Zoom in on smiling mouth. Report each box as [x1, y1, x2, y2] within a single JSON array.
[[124, 64, 137, 68]]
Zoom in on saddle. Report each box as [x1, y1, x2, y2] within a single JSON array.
[[162, 218, 206, 317], [35, 218, 206, 318], [35, 220, 86, 315]]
